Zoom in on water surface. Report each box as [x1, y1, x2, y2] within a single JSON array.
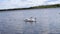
[[0, 8, 60, 34]]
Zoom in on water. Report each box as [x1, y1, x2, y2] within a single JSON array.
[[0, 8, 60, 34]]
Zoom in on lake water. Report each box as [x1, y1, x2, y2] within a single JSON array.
[[0, 8, 60, 34]]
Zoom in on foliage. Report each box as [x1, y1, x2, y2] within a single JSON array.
[[30, 4, 60, 8], [0, 4, 60, 11]]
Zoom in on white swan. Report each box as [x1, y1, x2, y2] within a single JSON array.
[[24, 17, 36, 22]]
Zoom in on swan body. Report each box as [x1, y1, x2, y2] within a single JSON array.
[[24, 17, 36, 22]]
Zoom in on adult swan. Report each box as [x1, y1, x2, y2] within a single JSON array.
[[24, 17, 36, 22]]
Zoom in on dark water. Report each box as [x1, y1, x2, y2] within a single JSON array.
[[0, 8, 60, 34]]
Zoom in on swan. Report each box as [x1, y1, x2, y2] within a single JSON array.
[[24, 17, 36, 22]]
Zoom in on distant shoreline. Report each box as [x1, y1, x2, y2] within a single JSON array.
[[0, 4, 60, 11]]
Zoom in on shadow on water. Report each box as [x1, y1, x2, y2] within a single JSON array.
[[24, 21, 36, 25]]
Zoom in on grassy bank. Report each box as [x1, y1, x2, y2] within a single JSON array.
[[0, 4, 60, 11]]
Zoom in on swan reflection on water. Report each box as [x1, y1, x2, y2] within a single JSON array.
[[23, 17, 37, 34]]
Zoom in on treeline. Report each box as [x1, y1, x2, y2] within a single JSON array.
[[30, 4, 60, 9], [0, 4, 60, 11], [0, 7, 36, 11]]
